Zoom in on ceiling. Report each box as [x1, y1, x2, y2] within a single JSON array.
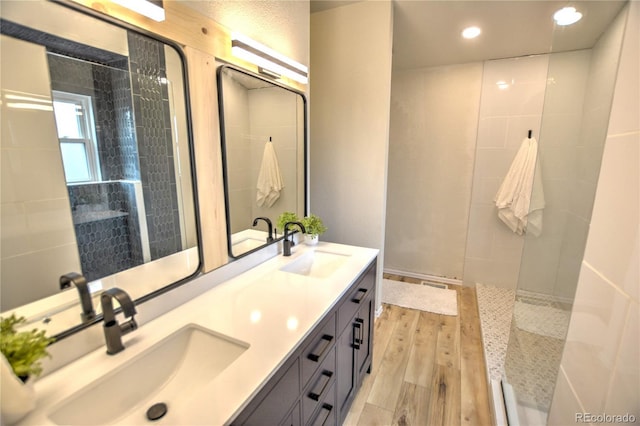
[[311, 1, 627, 70]]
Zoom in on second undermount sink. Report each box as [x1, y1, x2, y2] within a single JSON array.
[[49, 324, 249, 425], [280, 250, 351, 278], [232, 237, 266, 253]]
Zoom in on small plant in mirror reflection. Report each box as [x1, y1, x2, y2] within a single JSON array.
[[0, 314, 55, 380], [301, 214, 327, 236], [277, 211, 300, 232]]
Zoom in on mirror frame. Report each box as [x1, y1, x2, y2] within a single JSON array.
[[1, 0, 203, 341], [216, 64, 308, 260]]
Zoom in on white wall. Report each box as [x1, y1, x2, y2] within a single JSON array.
[[310, 1, 394, 310], [385, 63, 482, 280], [548, 2, 638, 423], [0, 36, 82, 310], [464, 55, 549, 288]]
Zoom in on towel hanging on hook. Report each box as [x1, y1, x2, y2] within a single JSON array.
[[256, 137, 284, 207]]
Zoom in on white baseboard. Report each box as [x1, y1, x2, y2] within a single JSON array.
[[383, 268, 463, 286], [375, 304, 384, 318]]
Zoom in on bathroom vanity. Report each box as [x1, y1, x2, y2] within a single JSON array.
[[16, 242, 378, 425]]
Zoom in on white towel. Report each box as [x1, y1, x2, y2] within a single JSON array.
[[494, 137, 545, 236], [256, 141, 284, 207]]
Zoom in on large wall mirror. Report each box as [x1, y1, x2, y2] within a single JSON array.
[[0, 1, 200, 337], [217, 65, 306, 258]]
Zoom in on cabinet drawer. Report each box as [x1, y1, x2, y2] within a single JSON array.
[[239, 358, 300, 426], [302, 347, 336, 425], [301, 314, 336, 386], [307, 382, 336, 426], [337, 261, 376, 334]]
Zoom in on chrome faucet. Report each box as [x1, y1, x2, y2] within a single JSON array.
[[253, 217, 274, 243], [60, 272, 95, 323], [101, 288, 137, 355], [283, 221, 306, 256]]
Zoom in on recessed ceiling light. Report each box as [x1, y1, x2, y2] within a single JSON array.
[[462, 26, 482, 39], [553, 7, 582, 26]]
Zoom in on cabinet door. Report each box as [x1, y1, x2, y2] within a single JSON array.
[[355, 293, 374, 384], [336, 321, 356, 421]]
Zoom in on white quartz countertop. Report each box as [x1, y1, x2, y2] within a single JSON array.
[[18, 242, 378, 426]]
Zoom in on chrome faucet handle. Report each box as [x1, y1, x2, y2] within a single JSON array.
[[60, 272, 95, 323]]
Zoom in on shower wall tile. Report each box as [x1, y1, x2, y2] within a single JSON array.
[[559, 263, 628, 412], [23, 199, 78, 252], [0, 36, 80, 310], [583, 132, 640, 302], [128, 31, 181, 260], [604, 302, 639, 417], [550, 3, 639, 421], [547, 367, 584, 426], [464, 55, 547, 288]]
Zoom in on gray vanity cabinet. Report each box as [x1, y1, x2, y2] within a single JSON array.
[[231, 259, 377, 426]]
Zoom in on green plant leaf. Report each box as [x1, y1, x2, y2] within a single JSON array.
[[0, 314, 55, 378], [276, 211, 300, 231]]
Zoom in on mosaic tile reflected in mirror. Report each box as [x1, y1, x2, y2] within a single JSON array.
[[0, 0, 199, 337]]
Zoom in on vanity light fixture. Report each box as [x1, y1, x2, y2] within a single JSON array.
[[231, 32, 308, 84], [111, 0, 165, 22], [553, 6, 582, 26], [462, 26, 482, 39]]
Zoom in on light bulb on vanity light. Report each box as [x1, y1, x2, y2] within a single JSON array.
[[231, 32, 308, 84], [111, 0, 165, 22]]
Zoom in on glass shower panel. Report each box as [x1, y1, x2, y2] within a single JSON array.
[[503, 4, 629, 423]]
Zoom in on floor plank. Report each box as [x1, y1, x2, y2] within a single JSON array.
[[358, 403, 395, 426], [366, 308, 420, 411], [459, 288, 494, 426], [346, 275, 492, 425], [392, 382, 430, 426], [404, 312, 438, 387]]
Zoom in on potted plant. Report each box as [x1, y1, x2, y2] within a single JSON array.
[[276, 211, 300, 235], [300, 214, 328, 245], [1, 314, 54, 424]]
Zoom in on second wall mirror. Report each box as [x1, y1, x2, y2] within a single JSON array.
[[217, 65, 307, 258]]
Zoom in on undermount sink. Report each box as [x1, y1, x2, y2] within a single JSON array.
[[280, 250, 350, 278], [232, 237, 266, 253], [49, 324, 249, 425]]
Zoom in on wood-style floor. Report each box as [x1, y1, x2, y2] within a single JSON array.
[[343, 274, 493, 426]]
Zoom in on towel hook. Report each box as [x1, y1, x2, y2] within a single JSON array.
[[528, 130, 533, 139]]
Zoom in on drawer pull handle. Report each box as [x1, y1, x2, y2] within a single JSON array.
[[351, 288, 368, 304], [309, 371, 333, 401], [353, 321, 362, 349], [308, 334, 334, 362], [311, 403, 333, 426]]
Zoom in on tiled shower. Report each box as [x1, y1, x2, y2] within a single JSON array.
[[42, 28, 182, 281]]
